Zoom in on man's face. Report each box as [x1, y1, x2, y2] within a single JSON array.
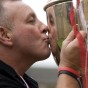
[[46, 7, 59, 55], [4, 1, 50, 60]]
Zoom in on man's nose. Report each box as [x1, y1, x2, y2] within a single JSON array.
[[40, 23, 49, 34]]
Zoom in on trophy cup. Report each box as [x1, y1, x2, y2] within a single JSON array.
[[44, 0, 88, 87], [44, 0, 88, 47]]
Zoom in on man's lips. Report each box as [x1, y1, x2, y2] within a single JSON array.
[[44, 37, 50, 44]]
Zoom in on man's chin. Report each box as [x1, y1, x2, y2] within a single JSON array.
[[40, 51, 51, 61]]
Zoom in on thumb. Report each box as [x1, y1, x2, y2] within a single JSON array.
[[78, 31, 87, 39], [62, 31, 75, 47]]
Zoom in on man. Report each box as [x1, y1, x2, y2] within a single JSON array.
[[0, 0, 86, 88], [0, 0, 50, 87]]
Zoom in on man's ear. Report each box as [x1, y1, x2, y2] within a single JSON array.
[[0, 26, 13, 46]]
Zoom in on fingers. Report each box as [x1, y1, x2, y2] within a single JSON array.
[[77, 31, 87, 43], [62, 30, 87, 51], [79, 31, 87, 38], [65, 31, 75, 42], [65, 30, 86, 42], [62, 31, 75, 47], [68, 31, 86, 47]]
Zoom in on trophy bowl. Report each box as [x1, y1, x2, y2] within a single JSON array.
[[44, 0, 88, 47]]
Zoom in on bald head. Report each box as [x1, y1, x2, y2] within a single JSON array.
[[0, 0, 21, 29]]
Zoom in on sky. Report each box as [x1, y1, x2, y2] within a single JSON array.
[[22, 0, 57, 68]]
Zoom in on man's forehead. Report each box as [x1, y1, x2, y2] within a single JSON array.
[[3, 1, 34, 16], [3, 0, 35, 22], [3, 0, 29, 9]]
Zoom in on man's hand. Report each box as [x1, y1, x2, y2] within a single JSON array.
[[59, 31, 86, 71]]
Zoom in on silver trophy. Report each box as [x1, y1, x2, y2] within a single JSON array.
[[44, 0, 88, 65]]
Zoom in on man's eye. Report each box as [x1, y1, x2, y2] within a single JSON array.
[[48, 18, 54, 25], [47, 15, 54, 25], [27, 16, 36, 24], [49, 19, 54, 24], [27, 19, 35, 24]]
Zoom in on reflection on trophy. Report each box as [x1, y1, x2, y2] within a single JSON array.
[[44, 0, 88, 47]]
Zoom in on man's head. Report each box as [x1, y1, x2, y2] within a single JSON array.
[[0, 0, 50, 64], [0, 0, 21, 29], [44, 0, 60, 57]]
